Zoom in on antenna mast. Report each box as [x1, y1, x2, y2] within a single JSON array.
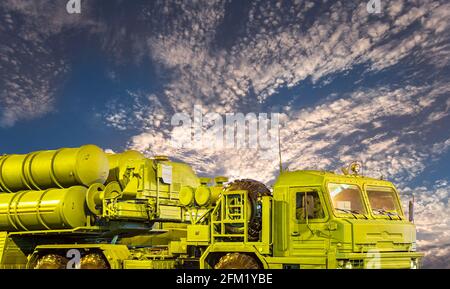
[[278, 123, 283, 173]]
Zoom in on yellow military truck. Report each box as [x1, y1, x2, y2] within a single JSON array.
[[0, 145, 422, 269]]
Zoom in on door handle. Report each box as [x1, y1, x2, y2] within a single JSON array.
[[291, 231, 300, 236]]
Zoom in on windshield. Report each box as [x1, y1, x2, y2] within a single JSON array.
[[328, 183, 367, 215], [366, 186, 402, 217]]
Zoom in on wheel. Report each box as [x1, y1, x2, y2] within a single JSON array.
[[80, 253, 109, 269], [214, 253, 261, 269], [34, 254, 68, 269], [224, 179, 271, 240]]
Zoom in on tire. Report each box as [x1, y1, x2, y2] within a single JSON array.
[[224, 179, 271, 241], [34, 254, 68, 269], [214, 253, 261, 269], [80, 253, 109, 269]]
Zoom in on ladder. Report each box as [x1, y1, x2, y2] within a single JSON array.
[[211, 190, 248, 242]]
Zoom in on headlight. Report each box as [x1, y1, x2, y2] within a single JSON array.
[[411, 242, 417, 252], [410, 259, 418, 269], [344, 261, 353, 269]]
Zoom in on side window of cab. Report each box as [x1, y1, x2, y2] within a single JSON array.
[[295, 191, 325, 222]]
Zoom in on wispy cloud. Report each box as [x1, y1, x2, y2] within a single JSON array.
[[0, 0, 100, 126], [401, 180, 450, 268], [125, 0, 450, 116], [99, 0, 450, 268], [127, 83, 450, 181], [109, 0, 450, 184]]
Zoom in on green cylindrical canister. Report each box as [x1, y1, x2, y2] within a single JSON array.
[[0, 145, 109, 192], [0, 186, 88, 231]]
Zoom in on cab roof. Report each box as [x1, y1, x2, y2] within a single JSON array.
[[274, 170, 395, 188]]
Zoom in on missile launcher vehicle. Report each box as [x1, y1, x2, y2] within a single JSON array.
[[0, 145, 423, 269]]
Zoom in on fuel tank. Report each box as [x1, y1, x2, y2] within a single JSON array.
[[0, 186, 88, 231], [0, 145, 109, 192]]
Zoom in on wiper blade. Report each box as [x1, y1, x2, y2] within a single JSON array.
[[335, 208, 358, 219], [353, 210, 369, 219], [336, 208, 368, 219], [374, 209, 399, 220]]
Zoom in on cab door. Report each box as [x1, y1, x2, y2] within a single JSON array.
[[289, 187, 329, 267]]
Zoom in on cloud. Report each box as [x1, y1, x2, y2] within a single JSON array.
[[126, 82, 450, 182], [97, 1, 450, 187], [3, 0, 448, 126], [0, 7, 63, 126], [401, 180, 450, 268], [102, 0, 450, 136], [129, 0, 449, 116], [0, 0, 100, 126], [420, 246, 450, 269]]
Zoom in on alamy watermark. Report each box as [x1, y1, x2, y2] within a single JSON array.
[[66, 249, 81, 269], [170, 105, 281, 151], [367, 0, 382, 14], [65, 0, 381, 15], [66, 0, 81, 14], [365, 249, 381, 269]]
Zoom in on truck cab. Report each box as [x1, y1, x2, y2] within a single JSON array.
[[270, 170, 422, 269]]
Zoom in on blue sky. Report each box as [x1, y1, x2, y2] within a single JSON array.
[[0, 0, 449, 268]]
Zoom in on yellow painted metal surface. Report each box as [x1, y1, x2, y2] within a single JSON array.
[[0, 145, 109, 192], [0, 145, 423, 269], [106, 150, 145, 187], [187, 225, 210, 242], [123, 259, 176, 269], [0, 186, 87, 231], [179, 186, 195, 206], [194, 186, 211, 207]]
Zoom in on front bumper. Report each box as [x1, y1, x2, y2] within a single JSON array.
[[335, 251, 424, 269]]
